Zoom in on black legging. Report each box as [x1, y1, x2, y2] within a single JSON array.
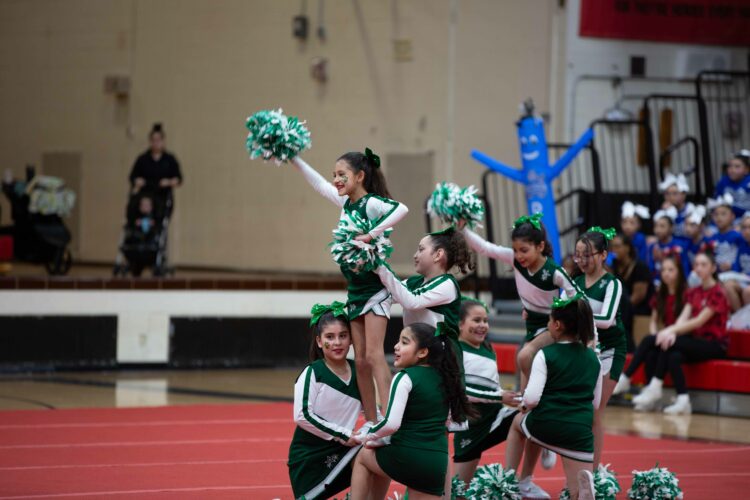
[[627, 335, 726, 394]]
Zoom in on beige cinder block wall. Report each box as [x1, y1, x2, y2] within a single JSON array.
[[0, 0, 555, 273]]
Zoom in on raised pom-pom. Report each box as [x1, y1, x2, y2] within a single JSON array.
[[427, 182, 485, 229], [244, 108, 311, 163], [627, 464, 683, 499], [594, 463, 621, 500], [559, 488, 571, 500], [330, 211, 393, 273], [464, 463, 522, 500], [451, 475, 467, 500]]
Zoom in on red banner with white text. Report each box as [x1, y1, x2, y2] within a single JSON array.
[[580, 0, 750, 46]]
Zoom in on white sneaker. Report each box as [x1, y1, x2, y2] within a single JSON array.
[[612, 374, 631, 396], [633, 399, 659, 412], [518, 476, 551, 499], [632, 381, 662, 406], [541, 448, 557, 469], [577, 470, 595, 500], [663, 394, 691, 415]]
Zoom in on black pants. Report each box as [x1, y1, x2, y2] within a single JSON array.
[[625, 334, 658, 381]]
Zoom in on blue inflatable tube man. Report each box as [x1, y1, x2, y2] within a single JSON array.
[[471, 99, 594, 261]]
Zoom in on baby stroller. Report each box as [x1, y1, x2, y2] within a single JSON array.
[[1, 169, 75, 275], [112, 184, 173, 277]]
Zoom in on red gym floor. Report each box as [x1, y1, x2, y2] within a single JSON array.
[[0, 403, 747, 499]]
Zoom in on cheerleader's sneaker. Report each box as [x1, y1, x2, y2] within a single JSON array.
[[541, 448, 557, 469], [663, 394, 692, 415], [518, 476, 551, 499], [576, 469, 595, 500], [612, 374, 631, 396]]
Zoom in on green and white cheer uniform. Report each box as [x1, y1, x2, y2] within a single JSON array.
[[572, 273, 627, 381], [366, 365, 450, 496], [521, 342, 602, 462], [288, 359, 362, 500], [453, 340, 518, 462], [294, 157, 408, 319], [463, 228, 580, 341]]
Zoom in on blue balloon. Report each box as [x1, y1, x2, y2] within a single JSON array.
[[471, 100, 593, 262]]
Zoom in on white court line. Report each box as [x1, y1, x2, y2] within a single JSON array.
[[0, 437, 289, 450], [483, 445, 750, 458], [0, 484, 289, 499], [0, 418, 289, 430], [531, 471, 750, 482], [0, 458, 287, 471]]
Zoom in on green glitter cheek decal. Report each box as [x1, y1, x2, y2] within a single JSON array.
[[323, 342, 331, 349], [340, 175, 348, 184]]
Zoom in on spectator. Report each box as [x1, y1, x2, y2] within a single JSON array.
[[610, 234, 653, 351], [129, 123, 182, 196], [714, 149, 750, 217]]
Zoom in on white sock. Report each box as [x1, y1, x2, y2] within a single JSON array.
[[649, 378, 663, 390], [675, 394, 690, 404]]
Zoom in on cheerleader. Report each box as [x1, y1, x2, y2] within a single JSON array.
[[292, 149, 408, 421], [288, 302, 363, 500], [505, 296, 602, 500], [350, 323, 473, 499], [452, 298, 554, 500], [569, 227, 625, 467]]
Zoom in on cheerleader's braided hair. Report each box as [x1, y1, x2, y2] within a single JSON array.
[[429, 227, 475, 274], [338, 148, 391, 199], [407, 322, 475, 423]]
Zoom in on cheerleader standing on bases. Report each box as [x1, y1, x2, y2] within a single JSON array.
[[351, 323, 473, 500], [288, 302, 363, 500], [569, 227, 625, 467], [292, 149, 408, 421], [505, 296, 602, 500]]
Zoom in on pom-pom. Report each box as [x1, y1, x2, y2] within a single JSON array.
[[330, 211, 393, 273], [244, 108, 311, 163], [427, 182, 485, 229], [559, 488, 571, 500], [388, 490, 408, 500], [627, 464, 683, 499], [451, 475, 467, 500], [594, 463, 622, 500], [464, 463, 522, 500]]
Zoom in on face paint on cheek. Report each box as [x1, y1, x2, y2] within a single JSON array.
[[323, 342, 331, 349], [340, 175, 348, 184]]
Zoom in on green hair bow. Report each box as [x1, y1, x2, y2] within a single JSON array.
[[309, 301, 348, 326], [513, 212, 543, 230], [552, 292, 584, 310], [364, 147, 381, 168], [588, 226, 616, 241], [461, 295, 489, 312], [429, 225, 456, 237]]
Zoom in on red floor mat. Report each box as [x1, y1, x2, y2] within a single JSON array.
[[0, 403, 747, 498]]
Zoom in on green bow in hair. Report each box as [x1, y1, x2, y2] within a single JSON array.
[[429, 226, 456, 237], [364, 147, 381, 168], [588, 226, 616, 241], [309, 301, 348, 326], [513, 212, 543, 230], [461, 295, 489, 312], [551, 292, 584, 309]]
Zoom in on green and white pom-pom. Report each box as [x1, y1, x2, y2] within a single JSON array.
[[330, 211, 393, 273], [451, 475, 467, 500], [627, 464, 683, 499], [387, 490, 408, 500], [559, 488, 571, 500], [464, 464, 522, 500], [427, 182, 485, 229], [594, 464, 621, 499], [244, 108, 311, 163]]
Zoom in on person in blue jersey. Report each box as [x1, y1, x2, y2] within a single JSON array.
[[714, 150, 750, 217], [659, 173, 694, 239], [647, 207, 689, 283], [619, 201, 650, 263], [706, 194, 743, 274]]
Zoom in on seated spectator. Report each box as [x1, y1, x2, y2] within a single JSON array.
[[610, 234, 654, 352], [613, 255, 686, 397], [620, 201, 650, 263], [625, 252, 728, 415], [714, 149, 750, 217], [647, 207, 688, 283], [706, 194, 742, 273], [659, 173, 694, 239], [723, 212, 750, 311]]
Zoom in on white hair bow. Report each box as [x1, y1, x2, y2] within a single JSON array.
[[658, 173, 690, 193], [687, 205, 706, 224], [621, 201, 650, 219], [653, 206, 678, 222], [707, 193, 734, 210]]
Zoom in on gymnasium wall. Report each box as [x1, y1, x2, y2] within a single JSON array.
[[0, 0, 556, 274]]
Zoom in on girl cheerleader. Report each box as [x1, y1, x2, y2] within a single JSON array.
[[453, 298, 554, 500], [505, 295, 601, 500], [292, 149, 408, 421], [288, 302, 363, 500], [570, 227, 626, 467], [351, 323, 473, 499]]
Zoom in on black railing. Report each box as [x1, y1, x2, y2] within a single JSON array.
[[659, 136, 702, 199]]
